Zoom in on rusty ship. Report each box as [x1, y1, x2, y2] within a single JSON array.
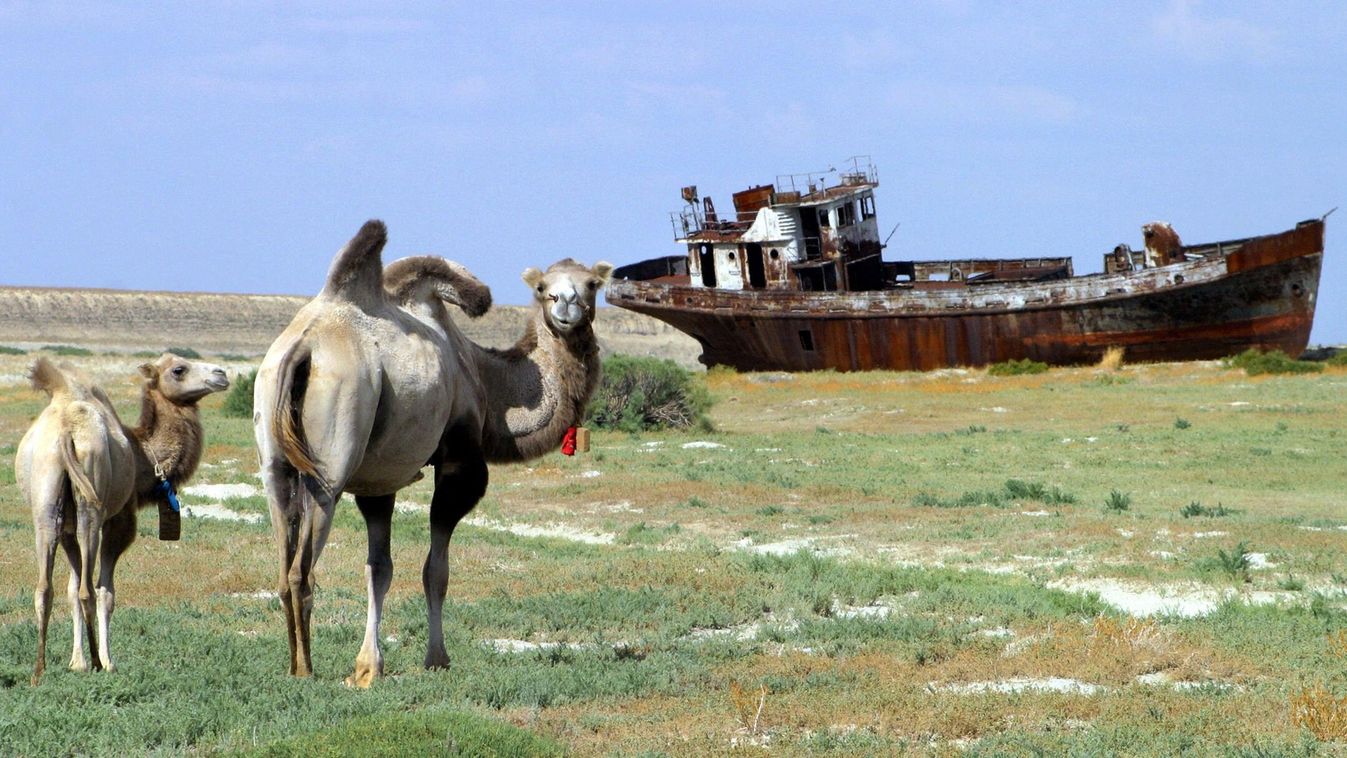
[[606, 157, 1326, 372]]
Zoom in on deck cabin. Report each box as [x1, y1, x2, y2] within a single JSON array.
[[627, 157, 1076, 294]]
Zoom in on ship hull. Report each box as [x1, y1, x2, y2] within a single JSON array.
[[606, 221, 1324, 372]]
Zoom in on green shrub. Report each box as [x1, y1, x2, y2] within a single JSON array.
[[1181, 501, 1236, 518], [1225, 349, 1322, 376], [166, 346, 201, 359], [1103, 490, 1132, 512], [585, 355, 711, 432], [40, 344, 92, 356], [1206, 541, 1253, 583], [1327, 350, 1347, 367], [1174, 417, 1191, 429], [987, 358, 1049, 376], [0, 345, 25, 355], [222, 369, 257, 418]]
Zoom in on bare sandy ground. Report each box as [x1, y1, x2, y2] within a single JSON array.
[[0, 284, 703, 367]]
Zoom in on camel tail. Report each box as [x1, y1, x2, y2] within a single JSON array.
[[320, 219, 388, 304], [383, 255, 493, 318], [270, 340, 328, 493], [57, 407, 101, 507], [29, 358, 70, 399]]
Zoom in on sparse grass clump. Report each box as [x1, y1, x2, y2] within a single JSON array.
[[1225, 348, 1323, 376], [987, 358, 1049, 376], [914, 479, 1075, 509], [1096, 346, 1125, 371], [40, 344, 92, 356], [1181, 501, 1236, 518], [586, 355, 712, 432], [221, 369, 256, 418], [1201, 541, 1253, 583], [619, 521, 681, 545], [165, 346, 201, 359], [1174, 417, 1191, 429], [1103, 490, 1132, 512], [1290, 685, 1347, 740], [1278, 574, 1306, 591]]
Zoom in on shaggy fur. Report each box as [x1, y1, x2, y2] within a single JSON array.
[[253, 220, 610, 686], [17, 354, 228, 684]]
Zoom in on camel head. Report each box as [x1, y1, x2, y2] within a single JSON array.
[[138, 353, 230, 405], [522, 259, 614, 335]]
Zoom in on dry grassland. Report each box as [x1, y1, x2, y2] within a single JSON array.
[[0, 346, 1344, 755]]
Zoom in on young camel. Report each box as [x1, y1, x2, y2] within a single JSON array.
[[254, 220, 611, 685], [17, 354, 229, 684]]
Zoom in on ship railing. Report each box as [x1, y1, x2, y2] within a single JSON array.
[[669, 207, 758, 240], [775, 156, 877, 197]]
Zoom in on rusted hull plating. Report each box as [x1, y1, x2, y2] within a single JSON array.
[[607, 221, 1324, 372]]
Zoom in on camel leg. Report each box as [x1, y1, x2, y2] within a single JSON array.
[[423, 454, 488, 670], [93, 508, 136, 673], [285, 480, 338, 678], [270, 495, 302, 676], [347, 494, 394, 688], [31, 527, 59, 685], [58, 532, 89, 673], [71, 506, 102, 672]]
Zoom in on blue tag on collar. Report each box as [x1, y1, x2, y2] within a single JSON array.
[[157, 479, 180, 513]]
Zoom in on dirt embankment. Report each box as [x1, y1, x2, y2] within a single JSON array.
[[0, 285, 703, 367]]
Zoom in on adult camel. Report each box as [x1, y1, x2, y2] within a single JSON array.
[[254, 220, 610, 685]]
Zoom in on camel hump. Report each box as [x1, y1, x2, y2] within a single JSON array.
[[383, 255, 493, 318], [29, 357, 69, 398], [321, 219, 389, 303]]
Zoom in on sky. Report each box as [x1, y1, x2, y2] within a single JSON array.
[[2, 1, 1344, 344]]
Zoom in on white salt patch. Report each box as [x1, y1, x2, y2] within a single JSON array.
[[483, 639, 588, 654], [574, 470, 602, 478], [1149, 550, 1178, 560], [1229, 401, 1251, 407], [183, 483, 258, 500], [754, 447, 783, 452], [976, 627, 1014, 639], [183, 503, 264, 524], [604, 501, 642, 513], [1190, 531, 1228, 538], [394, 501, 427, 514], [1246, 553, 1275, 569], [936, 677, 1103, 696], [687, 613, 798, 643], [981, 406, 1009, 413], [1061, 438, 1073, 444], [464, 516, 615, 545], [832, 602, 893, 620], [1117, 529, 1135, 538], [1053, 579, 1295, 618], [641, 441, 664, 448], [682, 441, 725, 449], [229, 590, 278, 600], [1020, 510, 1051, 517]]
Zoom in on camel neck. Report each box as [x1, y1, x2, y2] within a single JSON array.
[[478, 309, 600, 462], [133, 390, 204, 485]]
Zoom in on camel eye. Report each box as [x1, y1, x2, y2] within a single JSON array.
[[587, 280, 598, 290], [536, 284, 544, 293], [172, 366, 186, 377]]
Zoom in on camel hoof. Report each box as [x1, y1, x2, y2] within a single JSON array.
[[344, 669, 378, 689], [424, 655, 450, 671], [69, 660, 89, 673]]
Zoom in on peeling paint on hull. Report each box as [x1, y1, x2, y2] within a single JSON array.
[[607, 220, 1324, 372]]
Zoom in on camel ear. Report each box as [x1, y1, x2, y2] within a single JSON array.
[[522, 267, 544, 292], [592, 261, 614, 284], [138, 363, 157, 381]]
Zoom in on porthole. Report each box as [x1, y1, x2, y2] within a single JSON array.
[[1291, 282, 1304, 298], [1173, 274, 1184, 284]]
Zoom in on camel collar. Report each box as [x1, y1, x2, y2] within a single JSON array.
[[155, 479, 181, 513]]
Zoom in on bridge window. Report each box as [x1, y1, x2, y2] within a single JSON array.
[[798, 330, 815, 351], [837, 201, 856, 227], [861, 195, 876, 219]]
